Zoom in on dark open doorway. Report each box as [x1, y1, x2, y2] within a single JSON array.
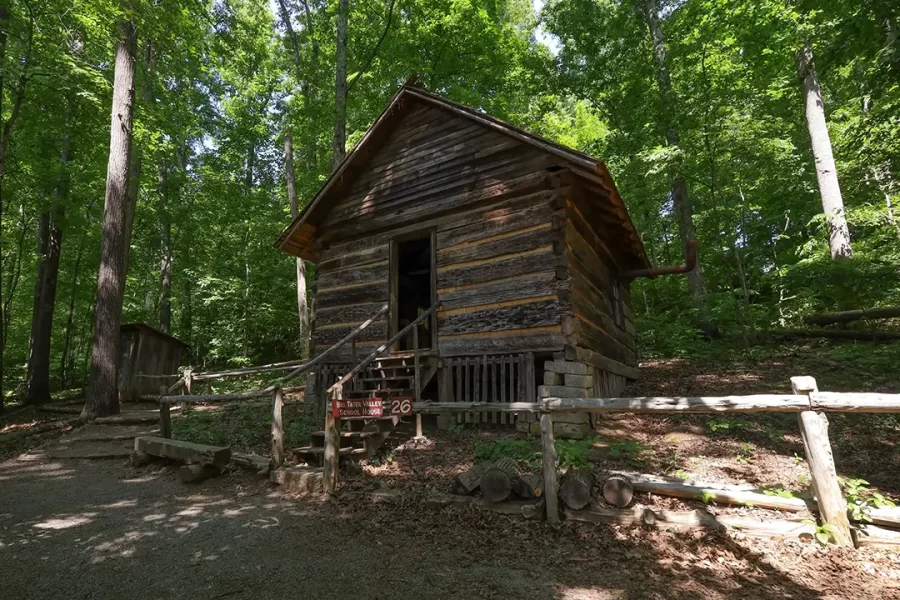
[[394, 234, 434, 351]]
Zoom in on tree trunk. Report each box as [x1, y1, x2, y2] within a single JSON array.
[[332, 0, 348, 170], [26, 130, 70, 405], [796, 46, 852, 260], [158, 159, 172, 334], [283, 132, 309, 341], [27, 210, 50, 388], [641, 0, 715, 336], [83, 19, 138, 419]]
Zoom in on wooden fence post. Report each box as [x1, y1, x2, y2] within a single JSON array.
[[324, 386, 341, 494], [160, 402, 172, 439], [183, 368, 193, 395], [540, 413, 559, 525], [271, 386, 284, 468], [791, 376, 853, 547]]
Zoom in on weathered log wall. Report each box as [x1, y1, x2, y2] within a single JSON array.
[[561, 191, 638, 374]]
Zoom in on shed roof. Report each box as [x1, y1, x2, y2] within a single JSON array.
[[121, 323, 190, 347], [275, 85, 650, 269]]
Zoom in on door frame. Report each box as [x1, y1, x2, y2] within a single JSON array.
[[388, 228, 438, 352]]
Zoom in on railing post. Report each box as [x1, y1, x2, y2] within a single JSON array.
[[413, 326, 424, 438], [791, 376, 853, 547], [540, 412, 559, 525], [160, 401, 172, 439], [271, 386, 284, 468], [183, 368, 193, 395], [324, 385, 342, 494]]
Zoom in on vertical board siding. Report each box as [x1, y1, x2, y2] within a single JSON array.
[[447, 353, 532, 426]]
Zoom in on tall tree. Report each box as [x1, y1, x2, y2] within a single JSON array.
[[640, 0, 715, 335], [283, 132, 308, 336], [796, 45, 852, 260], [332, 0, 348, 169], [83, 17, 138, 419], [157, 157, 172, 333]]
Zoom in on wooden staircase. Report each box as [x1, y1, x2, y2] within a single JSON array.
[[291, 352, 437, 468]]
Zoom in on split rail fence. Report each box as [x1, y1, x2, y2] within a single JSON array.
[[379, 375, 900, 547]]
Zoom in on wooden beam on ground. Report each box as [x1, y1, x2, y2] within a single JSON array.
[[134, 436, 231, 469], [803, 306, 900, 326], [791, 376, 853, 547]]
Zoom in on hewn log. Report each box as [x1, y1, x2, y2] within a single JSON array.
[[541, 395, 806, 413], [481, 457, 521, 503], [0, 417, 81, 444], [566, 346, 641, 381], [438, 298, 561, 335], [803, 306, 900, 326], [809, 391, 900, 413], [614, 472, 809, 512], [438, 326, 566, 356], [560, 468, 593, 510], [232, 452, 272, 475], [413, 401, 541, 414], [512, 472, 544, 499], [451, 469, 482, 496], [564, 507, 817, 540], [134, 436, 231, 469], [603, 475, 634, 508], [179, 463, 224, 484], [854, 524, 900, 548], [541, 414, 560, 525], [437, 247, 563, 289], [792, 376, 853, 547], [775, 329, 900, 342]]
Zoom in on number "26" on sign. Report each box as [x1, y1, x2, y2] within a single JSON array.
[[391, 396, 413, 416]]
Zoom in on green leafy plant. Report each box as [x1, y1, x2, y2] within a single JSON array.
[[762, 484, 797, 499], [606, 440, 651, 465], [474, 438, 541, 467], [840, 477, 897, 523], [700, 490, 717, 504], [555, 437, 598, 470], [706, 418, 750, 433], [736, 444, 755, 464], [803, 520, 839, 546], [448, 423, 466, 435], [791, 453, 805, 465]]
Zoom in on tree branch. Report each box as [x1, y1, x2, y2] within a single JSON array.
[[347, 0, 396, 95]]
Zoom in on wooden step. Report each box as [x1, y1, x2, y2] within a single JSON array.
[[292, 446, 367, 458]]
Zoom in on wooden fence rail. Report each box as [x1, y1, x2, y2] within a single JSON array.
[[402, 378, 900, 546]]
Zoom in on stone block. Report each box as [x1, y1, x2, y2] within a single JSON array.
[[529, 422, 541, 436], [551, 412, 590, 425], [538, 385, 589, 399], [553, 421, 592, 439], [564, 374, 594, 389], [516, 420, 530, 434], [544, 360, 591, 376], [543, 371, 563, 386], [436, 414, 455, 430]]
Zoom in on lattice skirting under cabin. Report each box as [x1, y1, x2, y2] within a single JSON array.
[[443, 353, 537, 426]]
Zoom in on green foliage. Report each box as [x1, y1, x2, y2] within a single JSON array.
[[555, 437, 597, 470], [762, 484, 797, 499], [840, 477, 897, 523], [474, 437, 541, 467], [803, 520, 840, 546], [707, 418, 750, 433], [606, 440, 651, 465], [736, 444, 755, 464]]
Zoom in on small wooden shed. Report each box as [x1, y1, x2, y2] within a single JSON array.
[[118, 324, 188, 402], [276, 85, 650, 436]]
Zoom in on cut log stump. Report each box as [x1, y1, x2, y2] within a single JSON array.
[[560, 468, 593, 510], [603, 474, 634, 508], [512, 473, 544, 499], [134, 436, 231, 469], [451, 468, 482, 496], [179, 464, 224, 484], [481, 457, 522, 503]]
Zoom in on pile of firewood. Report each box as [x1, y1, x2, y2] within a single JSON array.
[[451, 457, 544, 502]]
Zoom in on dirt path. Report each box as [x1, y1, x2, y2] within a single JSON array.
[[2, 448, 899, 600]]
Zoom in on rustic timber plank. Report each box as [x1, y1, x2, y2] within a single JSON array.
[[313, 320, 388, 347], [437, 248, 563, 289], [567, 346, 641, 380], [315, 280, 388, 307], [438, 298, 561, 335], [438, 271, 561, 311], [437, 225, 560, 266], [541, 395, 807, 413], [438, 326, 566, 356], [135, 436, 231, 468], [317, 244, 389, 273], [317, 261, 389, 289], [437, 197, 561, 248]]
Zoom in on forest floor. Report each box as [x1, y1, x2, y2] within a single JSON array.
[[1, 339, 899, 599]]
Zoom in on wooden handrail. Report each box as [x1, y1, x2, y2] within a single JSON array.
[[327, 301, 441, 395]]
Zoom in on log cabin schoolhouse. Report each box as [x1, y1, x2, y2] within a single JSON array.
[[276, 84, 650, 439]]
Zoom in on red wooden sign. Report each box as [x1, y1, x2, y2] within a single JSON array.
[[331, 398, 384, 419], [390, 396, 414, 416]]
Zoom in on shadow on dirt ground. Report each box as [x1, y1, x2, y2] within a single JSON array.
[[2, 449, 897, 600]]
